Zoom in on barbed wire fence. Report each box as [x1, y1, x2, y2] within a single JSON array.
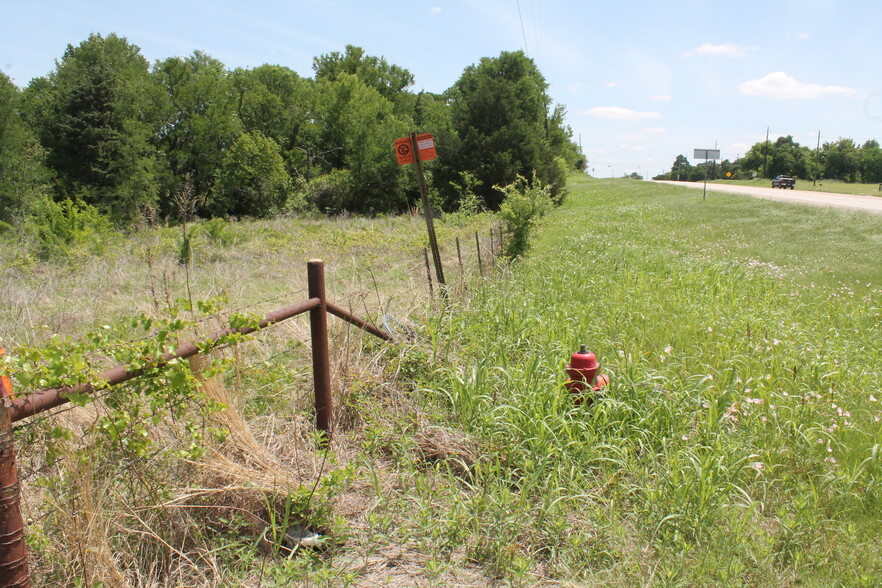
[[0, 224, 504, 586]]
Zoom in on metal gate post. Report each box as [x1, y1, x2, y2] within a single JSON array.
[[308, 260, 333, 440], [0, 401, 30, 587]]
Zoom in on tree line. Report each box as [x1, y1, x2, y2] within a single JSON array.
[[654, 135, 882, 183], [0, 34, 584, 232]]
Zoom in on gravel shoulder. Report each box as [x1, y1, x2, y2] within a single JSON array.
[[652, 180, 882, 214]]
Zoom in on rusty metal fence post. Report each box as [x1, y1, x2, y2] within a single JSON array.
[[475, 231, 483, 277], [0, 258, 399, 583], [308, 260, 332, 440], [0, 404, 29, 587]]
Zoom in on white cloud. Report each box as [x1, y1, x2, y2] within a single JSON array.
[[567, 82, 586, 92], [738, 71, 858, 99], [649, 94, 672, 102], [605, 81, 619, 88], [682, 42, 757, 59], [583, 106, 661, 120], [643, 126, 667, 134], [430, 6, 441, 14], [798, 32, 810, 40]]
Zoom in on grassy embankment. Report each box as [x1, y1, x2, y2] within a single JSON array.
[[5, 175, 882, 585], [393, 175, 882, 585]]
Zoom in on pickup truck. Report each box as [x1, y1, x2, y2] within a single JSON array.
[[772, 175, 796, 189]]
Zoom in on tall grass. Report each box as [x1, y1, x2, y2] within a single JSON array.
[[6, 175, 881, 585], [403, 176, 882, 584]]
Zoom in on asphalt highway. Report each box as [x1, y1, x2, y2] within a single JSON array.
[[652, 180, 882, 214]]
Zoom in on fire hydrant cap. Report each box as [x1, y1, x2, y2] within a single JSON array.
[[569, 346, 598, 370]]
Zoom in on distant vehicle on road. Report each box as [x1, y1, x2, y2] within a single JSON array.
[[772, 175, 796, 189]]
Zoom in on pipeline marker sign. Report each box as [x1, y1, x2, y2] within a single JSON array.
[[394, 137, 413, 165], [415, 133, 437, 161], [394, 133, 437, 165]]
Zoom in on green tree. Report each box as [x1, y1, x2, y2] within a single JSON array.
[[739, 144, 765, 178], [859, 139, 882, 183], [230, 65, 314, 179], [213, 131, 292, 218], [767, 135, 812, 179], [439, 50, 572, 209], [153, 51, 242, 211], [670, 154, 692, 180], [0, 70, 51, 226], [308, 74, 410, 213], [547, 104, 583, 171], [822, 138, 859, 182], [313, 45, 414, 105], [23, 33, 160, 223]]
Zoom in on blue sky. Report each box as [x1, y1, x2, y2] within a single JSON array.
[[2, 0, 880, 178]]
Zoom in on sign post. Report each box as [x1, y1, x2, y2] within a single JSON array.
[[395, 133, 445, 290], [693, 149, 720, 201]]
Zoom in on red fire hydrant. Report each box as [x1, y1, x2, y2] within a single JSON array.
[[565, 344, 609, 405]]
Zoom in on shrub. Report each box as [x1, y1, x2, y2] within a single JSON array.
[[212, 131, 292, 218], [27, 197, 117, 259], [495, 172, 553, 258], [196, 217, 235, 247], [301, 169, 354, 214]]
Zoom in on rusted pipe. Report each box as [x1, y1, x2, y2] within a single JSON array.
[[326, 302, 391, 342], [7, 298, 321, 423], [308, 260, 332, 439], [0, 404, 29, 587]]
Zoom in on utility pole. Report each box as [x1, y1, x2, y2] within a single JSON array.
[[762, 126, 770, 179], [814, 130, 821, 186], [712, 140, 718, 180]]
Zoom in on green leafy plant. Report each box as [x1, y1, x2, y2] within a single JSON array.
[[28, 197, 117, 260], [495, 172, 553, 258]]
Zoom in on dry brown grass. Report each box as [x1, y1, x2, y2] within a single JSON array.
[[6, 212, 500, 586]]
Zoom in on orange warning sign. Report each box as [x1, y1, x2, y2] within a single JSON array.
[[394, 137, 413, 165], [415, 133, 437, 161], [394, 133, 437, 165], [0, 347, 13, 399]]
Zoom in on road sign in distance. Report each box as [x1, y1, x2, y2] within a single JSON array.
[[694, 149, 720, 160]]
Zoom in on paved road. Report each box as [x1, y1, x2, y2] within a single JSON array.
[[652, 180, 882, 214]]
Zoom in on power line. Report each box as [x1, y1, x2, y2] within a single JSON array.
[[515, 0, 530, 55], [531, 0, 542, 66]]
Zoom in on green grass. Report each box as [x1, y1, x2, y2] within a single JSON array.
[[709, 177, 882, 197], [8, 175, 882, 585], [389, 176, 882, 584]]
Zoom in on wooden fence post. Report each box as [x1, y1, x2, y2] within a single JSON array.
[[308, 260, 333, 442]]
